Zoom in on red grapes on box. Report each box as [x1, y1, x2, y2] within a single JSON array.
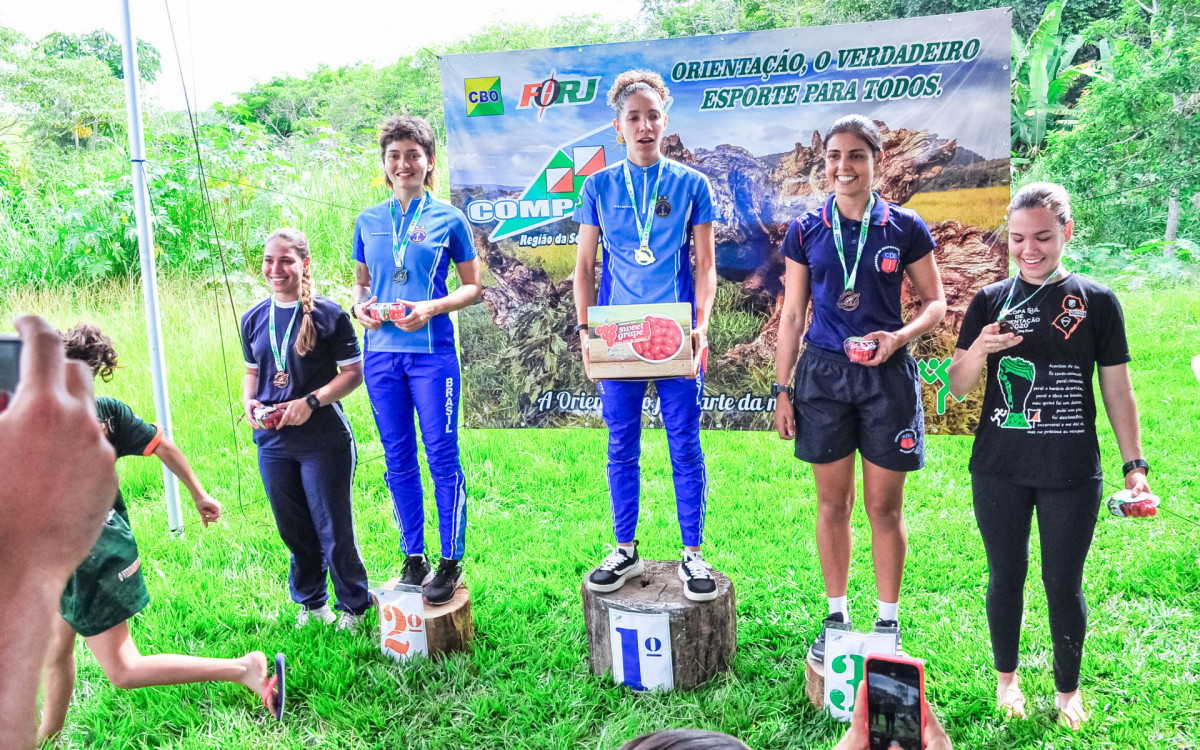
[[632, 315, 685, 363]]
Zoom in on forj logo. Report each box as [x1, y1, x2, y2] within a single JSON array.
[[518, 70, 601, 121], [465, 77, 504, 117]]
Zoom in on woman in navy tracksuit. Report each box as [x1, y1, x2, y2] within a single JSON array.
[[349, 115, 482, 605], [242, 227, 370, 630]]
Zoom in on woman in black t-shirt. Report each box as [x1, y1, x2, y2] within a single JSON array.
[[947, 182, 1154, 730]]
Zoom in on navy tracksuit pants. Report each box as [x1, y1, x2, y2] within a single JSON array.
[[365, 350, 467, 560], [257, 406, 370, 615], [597, 372, 708, 547]]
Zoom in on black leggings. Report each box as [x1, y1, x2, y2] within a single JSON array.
[[971, 471, 1102, 693]]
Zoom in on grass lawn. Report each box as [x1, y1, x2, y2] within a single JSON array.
[[4, 278, 1197, 750]]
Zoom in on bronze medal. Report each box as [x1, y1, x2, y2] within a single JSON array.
[[273, 371, 290, 388], [393, 267, 408, 284], [997, 319, 1017, 335], [837, 289, 860, 311]]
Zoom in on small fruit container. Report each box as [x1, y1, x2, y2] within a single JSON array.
[[997, 319, 1018, 336], [366, 302, 409, 323], [1107, 489, 1160, 518], [253, 404, 287, 430], [586, 302, 693, 380], [843, 336, 878, 364]]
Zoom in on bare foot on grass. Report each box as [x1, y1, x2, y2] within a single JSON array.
[[1056, 689, 1088, 730], [996, 672, 1027, 719]]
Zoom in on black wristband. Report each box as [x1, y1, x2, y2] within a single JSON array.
[[1122, 458, 1149, 477], [771, 383, 792, 398], [574, 323, 589, 333]]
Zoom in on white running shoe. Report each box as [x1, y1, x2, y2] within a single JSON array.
[[336, 612, 364, 633], [296, 603, 336, 628]]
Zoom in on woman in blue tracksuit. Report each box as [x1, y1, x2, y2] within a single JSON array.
[[350, 115, 482, 606], [242, 227, 370, 631], [572, 69, 719, 602]]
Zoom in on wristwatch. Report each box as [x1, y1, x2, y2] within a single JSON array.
[[1122, 458, 1150, 477], [305, 393, 321, 411], [771, 383, 793, 399]]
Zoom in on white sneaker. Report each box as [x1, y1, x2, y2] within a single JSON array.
[[336, 612, 364, 633], [678, 549, 718, 602], [296, 604, 336, 628]]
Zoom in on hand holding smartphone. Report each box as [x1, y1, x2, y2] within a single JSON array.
[[865, 655, 925, 750]]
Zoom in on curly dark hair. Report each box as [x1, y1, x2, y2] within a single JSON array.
[[60, 323, 120, 382]]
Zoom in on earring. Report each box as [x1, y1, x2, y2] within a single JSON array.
[[617, 133, 626, 146]]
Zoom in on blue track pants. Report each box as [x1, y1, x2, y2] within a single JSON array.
[[597, 373, 708, 547], [365, 350, 467, 560]]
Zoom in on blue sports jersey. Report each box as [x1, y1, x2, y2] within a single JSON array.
[[574, 158, 717, 312], [352, 194, 477, 353], [241, 296, 362, 448], [780, 194, 935, 354]]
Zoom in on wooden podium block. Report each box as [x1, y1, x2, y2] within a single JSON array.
[[805, 657, 825, 709], [581, 560, 736, 691], [370, 578, 474, 661]]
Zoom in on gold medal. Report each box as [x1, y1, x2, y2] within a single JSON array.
[[273, 372, 290, 388], [635, 245, 656, 266]]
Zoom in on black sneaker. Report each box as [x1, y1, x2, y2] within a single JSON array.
[[587, 541, 645, 592], [425, 558, 463, 605], [874, 618, 904, 655], [808, 612, 853, 665], [678, 549, 718, 602], [399, 554, 432, 587]]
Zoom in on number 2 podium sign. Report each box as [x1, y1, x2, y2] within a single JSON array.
[[372, 585, 428, 661]]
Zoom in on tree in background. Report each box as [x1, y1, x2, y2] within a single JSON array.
[[40, 30, 161, 84], [1032, 0, 1199, 264]]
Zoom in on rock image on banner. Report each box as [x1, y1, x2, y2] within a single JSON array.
[[442, 9, 1012, 433]]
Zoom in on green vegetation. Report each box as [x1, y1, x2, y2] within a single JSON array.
[[5, 280, 1196, 749]]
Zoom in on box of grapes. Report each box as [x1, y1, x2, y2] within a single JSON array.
[[585, 302, 693, 380]]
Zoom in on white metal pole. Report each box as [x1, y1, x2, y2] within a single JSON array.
[[119, 0, 185, 536]]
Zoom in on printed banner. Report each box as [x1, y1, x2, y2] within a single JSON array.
[[442, 9, 1011, 432]]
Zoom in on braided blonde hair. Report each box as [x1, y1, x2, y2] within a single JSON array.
[[265, 228, 317, 357]]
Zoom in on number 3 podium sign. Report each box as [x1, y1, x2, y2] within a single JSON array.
[[823, 630, 898, 721], [373, 586, 428, 661], [608, 608, 673, 691]]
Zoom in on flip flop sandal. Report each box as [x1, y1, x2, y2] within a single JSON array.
[[998, 684, 1027, 719], [1057, 700, 1088, 731], [262, 653, 286, 721]]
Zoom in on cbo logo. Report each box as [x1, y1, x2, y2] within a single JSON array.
[[465, 77, 504, 117]]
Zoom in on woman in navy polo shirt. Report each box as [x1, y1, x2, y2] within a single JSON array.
[[242, 227, 370, 631], [350, 115, 482, 606], [771, 115, 946, 663], [572, 69, 719, 602]]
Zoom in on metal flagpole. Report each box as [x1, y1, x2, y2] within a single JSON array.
[[119, 0, 185, 536]]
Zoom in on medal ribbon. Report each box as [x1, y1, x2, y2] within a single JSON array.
[[830, 193, 875, 293], [388, 193, 428, 276], [622, 160, 664, 252], [998, 266, 1060, 320], [268, 297, 300, 378]]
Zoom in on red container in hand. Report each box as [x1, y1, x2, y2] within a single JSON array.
[[843, 336, 878, 364], [253, 404, 287, 429], [366, 303, 409, 323]]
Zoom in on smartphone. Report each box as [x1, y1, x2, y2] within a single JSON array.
[[0, 334, 20, 411], [865, 654, 925, 750]]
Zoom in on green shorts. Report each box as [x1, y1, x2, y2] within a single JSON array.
[[60, 508, 149, 637]]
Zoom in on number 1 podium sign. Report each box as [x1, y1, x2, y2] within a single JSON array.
[[609, 609, 674, 691]]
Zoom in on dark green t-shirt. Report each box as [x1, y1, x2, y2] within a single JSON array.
[[59, 397, 162, 636]]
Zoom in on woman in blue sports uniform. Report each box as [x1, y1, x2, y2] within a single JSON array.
[[242, 228, 370, 631], [572, 69, 719, 602], [947, 183, 1153, 729], [772, 115, 946, 663], [350, 115, 482, 606]]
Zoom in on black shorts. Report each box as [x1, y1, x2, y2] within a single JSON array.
[[791, 344, 925, 472]]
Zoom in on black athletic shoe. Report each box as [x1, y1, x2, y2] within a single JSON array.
[[807, 612, 853, 665], [587, 541, 645, 592], [424, 558, 464, 605], [678, 550, 718, 602], [874, 618, 904, 655], [399, 554, 432, 587]]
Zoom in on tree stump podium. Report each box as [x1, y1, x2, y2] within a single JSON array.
[[805, 656, 825, 708], [370, 578, 474, 660], [582, 560, 736, 691]]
